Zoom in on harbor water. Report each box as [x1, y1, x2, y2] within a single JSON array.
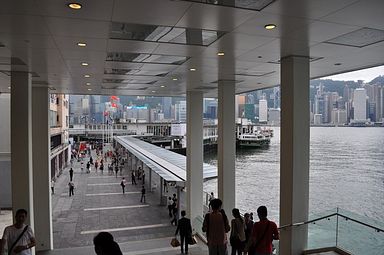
[[203, 127, 384, 223]]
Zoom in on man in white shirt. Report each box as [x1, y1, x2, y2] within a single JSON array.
[[0, 209, 36, 255]]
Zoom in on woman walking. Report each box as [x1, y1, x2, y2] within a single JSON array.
[[230, 208, 246, 255]]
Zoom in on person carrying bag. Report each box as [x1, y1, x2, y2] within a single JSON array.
[[245, 206, 279, 255]]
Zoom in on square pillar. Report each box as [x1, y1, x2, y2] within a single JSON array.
[[186, 91, 204, 221], [217, 81, 236, 214], [11, 71, 34, 226], [32, 87, 53, 250], [280, 55, 310, 254]]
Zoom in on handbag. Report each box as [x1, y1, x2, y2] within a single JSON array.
[[170, 237, 180, 247], [8, 225, 29, 255], [188, 235, 197, 245]]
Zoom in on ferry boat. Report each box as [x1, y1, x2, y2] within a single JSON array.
[[236, 124, 272, 148]]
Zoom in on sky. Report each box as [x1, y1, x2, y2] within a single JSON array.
[[324, 65, 384, 82]]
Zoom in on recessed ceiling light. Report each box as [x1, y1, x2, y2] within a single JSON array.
[[68, 3, 82, 10], [86, 82, 91, 86], [190, 68, 196, 71], [81, 62, 89, 66], [264, 24, 277, 30], [84, 74, 90, 78], [8, 86, 11, 89], [217, 52, 225, 56], [87, 88, 92, 91], [151, 90, 156, 93], [172, 78, 178, 81], [161, 85, 165, 88], [77, 42, 87, 47], [334, 63, 342, 66]]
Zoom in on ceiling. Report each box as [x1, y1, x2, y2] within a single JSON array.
[[0, 0, 383, 97]]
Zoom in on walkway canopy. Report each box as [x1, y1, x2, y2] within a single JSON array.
[[114, 136, 217, 185]]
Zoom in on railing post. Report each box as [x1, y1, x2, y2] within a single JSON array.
[[336, 207, 339, 247]]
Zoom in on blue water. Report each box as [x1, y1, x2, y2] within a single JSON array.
[[203, 127, 384, 223]]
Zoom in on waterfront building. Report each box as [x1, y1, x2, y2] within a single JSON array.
[[353, 88, 368, 122], [259, 98, 268, 123], [268, 108, 281, 125], [314, 114, 323, 125], [176, 100, 187, 122]]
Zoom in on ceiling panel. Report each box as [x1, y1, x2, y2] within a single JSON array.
[[176, 3, 256, 31], [112, 0, 192, 26], [0, 14, 50, 35], [44, 17, 110, 38], [36, 0, 114, 21], [263, 0, 358, 20], [54, 36, 107, 51], [321, 0, 384, 30]]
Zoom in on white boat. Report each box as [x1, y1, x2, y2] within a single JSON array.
[[236, 124, 272, 148]]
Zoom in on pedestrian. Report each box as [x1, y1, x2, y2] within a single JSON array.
[[175, 210, 192, 254], [170, 201, 178, 226], [69, 168, 74, 181], [93, 232, 122, 255], [0, 209, 36, 255], [99, 163, 104, 174], [140, 186, 146, 203], [209, 192, 215, 202], [244, 213, 254, 245], [90, 156, 93, 165], [120, 178, 126, 194], [131, 171, 137, 185], [202, 198, 231, 255], [163, 180, 168, 193], [167, 197, 173, 218], [95, 161, 99, 172], [172, 193, 177, 204], [68, 181, 75, 196], [142, 172, 145, 185], [115, 165, 119, 178], [245, 206, 279, 255], [230, 208, 246, 255], [51, 179, 55, 194], [87, 162, 91, 173]]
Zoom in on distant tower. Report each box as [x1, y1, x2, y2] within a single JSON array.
[[353, 88, 367, 121]]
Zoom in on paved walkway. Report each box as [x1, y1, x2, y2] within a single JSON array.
[[50, 149, 205, 254]]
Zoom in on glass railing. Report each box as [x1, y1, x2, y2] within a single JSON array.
[[278, 208, 384, 255]]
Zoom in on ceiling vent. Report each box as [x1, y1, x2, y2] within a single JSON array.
[[182, 0, 275, 11], [106, 52, 189, 65], [0, 42, 5, 47], [211, 79, 243, 84], [102, 78, 157, 85], [110, 22, 226, 46], [104, 68, 169, 77], [325, 28, 384, 48], [268, 56, 323, 64], [236, 71, 275, 77]]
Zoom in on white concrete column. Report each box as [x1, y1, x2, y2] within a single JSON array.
[[32, 87, 52, 250], [217, 81, 236, 214], [280, 55, 310, 255], [10, 71, 34, 226], [186, 91, 204, 220]]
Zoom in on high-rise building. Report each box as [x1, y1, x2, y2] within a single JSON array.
[[259, 98, 268, 122], [353, 88, 367, 121], [176, 100, 187, 122], [162, 97, 172, 119]]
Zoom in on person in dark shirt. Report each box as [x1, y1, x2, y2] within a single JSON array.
[[175, 210, 192, 254], [93, 232, 122, 255], [140, 186, 146, 203]]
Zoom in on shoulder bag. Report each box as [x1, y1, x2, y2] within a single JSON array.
[[8, 225, 29, 255]]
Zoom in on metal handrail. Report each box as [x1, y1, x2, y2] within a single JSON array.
[[279, 212, 383, 233]]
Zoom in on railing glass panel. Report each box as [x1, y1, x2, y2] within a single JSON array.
[[307, 215, 337, 250]]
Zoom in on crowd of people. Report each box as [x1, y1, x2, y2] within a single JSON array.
[[33, 141, 280, 255]]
